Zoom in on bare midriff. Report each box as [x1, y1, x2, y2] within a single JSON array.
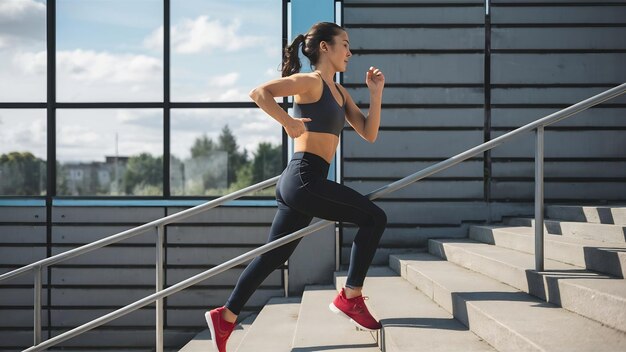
[[294, 131, 339, 164]]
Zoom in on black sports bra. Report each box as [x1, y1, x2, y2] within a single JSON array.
[[292, 73, 346, 137]]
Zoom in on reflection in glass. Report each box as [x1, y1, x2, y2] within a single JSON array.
[[56, 109, 163, 196], [56, 0, 163, 102], [0, 109, 47, 195], [171, 108, 281, 196], [171, 0, 281, 102], [0, 0, 47, 102]]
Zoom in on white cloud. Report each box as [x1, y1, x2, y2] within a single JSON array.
[[12, 50, 46, 74], [58, 125, 102, 148], [143, 25, 163, 52], [37, 49, 164, 101], [216, 88, 246, 102], [57, 110, 163, 162], [209, 72, 239, 87], [145, 15, 270, 54], [56, 49, 161, 83], [0, 0, 46, 48], [0, 110, 47, 158]]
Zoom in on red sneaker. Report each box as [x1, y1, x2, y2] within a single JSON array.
[[205, 307, 236, 352], [329, 288, 382, 331]]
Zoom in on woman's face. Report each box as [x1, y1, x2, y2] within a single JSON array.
[[324, 30, 352, 72]]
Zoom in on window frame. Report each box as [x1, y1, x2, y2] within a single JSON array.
[[0, 0, 293, 204]]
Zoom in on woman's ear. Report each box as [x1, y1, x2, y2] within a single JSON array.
[[320, 41, 328, 52]]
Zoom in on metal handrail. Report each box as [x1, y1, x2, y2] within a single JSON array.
[[0, 175, 279, 349], [8, 82, 626, 351], [0, 176, 280, 284]]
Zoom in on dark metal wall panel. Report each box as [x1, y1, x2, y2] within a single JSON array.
[[344, 54, 484, 84], [491, 54, 626, 84], [344, 6, 485, 25], [490, 3, 626, 202], [491, 130, 626, 158], [349, 86, 484, 104], [491, 4, 626, 24], [343, 1, 487, 263], [492, 28, 626, 50], [347, 180, 484, 200], [492, 108, 626, 128], [343, 0, 626, 267], [0, 205, 280, 348], [492, 161, 626, 178], [0, 207, 46, 223], [376, 108, 485, 128], [345, 160, 483, 178], [344, 131, 485, 158], [349, 27, 485, 50]]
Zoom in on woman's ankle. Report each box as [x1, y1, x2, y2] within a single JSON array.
[[344, 285, 362, 299], [221, 306, 238, 324]]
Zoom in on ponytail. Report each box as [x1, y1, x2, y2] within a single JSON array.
[[282, 34, 306, 77], [280, 22, 345, 77]]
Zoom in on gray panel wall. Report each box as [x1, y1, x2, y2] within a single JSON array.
[[341, 0, 626, 265], [0, 205, 333, 350]]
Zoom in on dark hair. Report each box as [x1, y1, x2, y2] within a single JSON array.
[[281, 22, 345, 77]]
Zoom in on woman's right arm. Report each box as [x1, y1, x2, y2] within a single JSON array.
[[249, 73, 316, 138]]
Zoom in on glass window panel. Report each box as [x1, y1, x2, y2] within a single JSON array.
[[171, 0, 282, 102], [0, 109, 47, 196], [56, 109, 163, 196], [171, 108, 282, 196], [56, 0, 163, 102], [0, 0, 47, 102]]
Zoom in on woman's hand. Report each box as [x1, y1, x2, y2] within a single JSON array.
[[284, 116, 312, 138], [366, 66, 385, 96]]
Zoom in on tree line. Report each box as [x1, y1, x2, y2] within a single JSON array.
[[0, 125, 281, 196]]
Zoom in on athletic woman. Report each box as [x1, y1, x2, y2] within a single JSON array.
[[205, 22, 386, 352]]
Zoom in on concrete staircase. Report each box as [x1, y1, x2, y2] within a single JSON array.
[[180, 205, 626, 351]]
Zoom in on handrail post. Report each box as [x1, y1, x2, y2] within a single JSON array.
[[284, 262, 289, 298], [156, 225, 165, 352], [34, 265, 42, 345], [535, 126, 545, 271], [335, 223, 340, 272]]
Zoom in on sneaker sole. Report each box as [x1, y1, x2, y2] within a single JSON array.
[[204, 311, 219, 351], [328, 302, 380, 332]]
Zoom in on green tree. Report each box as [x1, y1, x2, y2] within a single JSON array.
[[251, 142, 282, 183], [191, 135, 216, 158], [123, 153, 163, 195], [0, 152, 45, 195], [218, 125, 248, 186]]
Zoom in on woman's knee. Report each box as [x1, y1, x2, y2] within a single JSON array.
[[357, 203, 387, 234], [372, 204, 387, 229]]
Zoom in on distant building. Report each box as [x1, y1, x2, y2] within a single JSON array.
[[62, 156, 129, 195]]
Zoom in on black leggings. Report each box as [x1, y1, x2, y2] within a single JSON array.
[[224, 152, 387, 315]]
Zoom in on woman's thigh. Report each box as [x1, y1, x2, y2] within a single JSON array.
[[291, 178, 385, 227]]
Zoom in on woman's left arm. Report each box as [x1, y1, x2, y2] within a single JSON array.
[[340, 66, 385, 143]]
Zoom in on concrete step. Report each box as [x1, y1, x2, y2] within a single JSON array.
[[504, 217, 626, 243], [178, 313, 256, 352], [390, 253, 626, 352], [334, 267, 497, 352], [470, 225, 626, 278], [292, 285, 379, 352], [428, 238, 626, 333], [235, 297, 301, 352], [547, 205, 626, 225]]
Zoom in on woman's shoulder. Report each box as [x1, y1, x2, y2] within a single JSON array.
[[287, 72, 322, 84]]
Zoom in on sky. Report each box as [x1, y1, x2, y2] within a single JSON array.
[[0, 0, 284, 162]]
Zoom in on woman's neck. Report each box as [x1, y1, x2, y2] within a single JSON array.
[[314, 65, 337, 82]]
